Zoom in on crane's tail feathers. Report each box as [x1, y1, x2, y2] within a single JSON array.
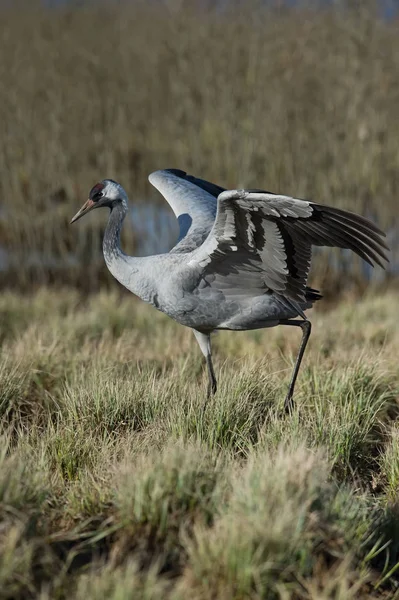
[[305, 287, 323, 302], [276, 287, 322, 321]]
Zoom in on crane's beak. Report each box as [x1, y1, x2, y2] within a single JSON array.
[[70, 199, 96, 224]]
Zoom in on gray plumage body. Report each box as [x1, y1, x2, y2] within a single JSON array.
[[106, 246, 306, 333], [71, 169, 389, 410]]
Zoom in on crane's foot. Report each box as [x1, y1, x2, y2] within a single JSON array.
[[284, 393, 295, 414]]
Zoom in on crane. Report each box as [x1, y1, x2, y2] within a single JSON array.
[[71, 169, 389, 412]]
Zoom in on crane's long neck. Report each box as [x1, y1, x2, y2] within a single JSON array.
[[103, 202, 147, 298], [103, 202, 127, 266]]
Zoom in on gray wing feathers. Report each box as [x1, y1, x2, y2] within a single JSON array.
[[198, 255, 267, 301], [221, 190, 313, 218], [148, 169, 219, 250], [193, 189, 389, 303]]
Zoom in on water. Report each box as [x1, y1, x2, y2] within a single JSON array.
[[1, 202, 398, 284], [129, 203, 179, 256]]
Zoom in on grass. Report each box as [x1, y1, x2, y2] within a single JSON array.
[[1, 0, 398, 289], [1, 287, 399, 598]]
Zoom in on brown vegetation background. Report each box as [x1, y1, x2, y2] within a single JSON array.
[[0, 0, 398, 291]]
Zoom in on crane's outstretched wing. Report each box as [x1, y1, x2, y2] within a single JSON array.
[[189, 189, 389, 303], [148, 169, 222, 251]]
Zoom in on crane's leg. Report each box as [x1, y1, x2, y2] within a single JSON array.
[[193, 330, 217, 398], [279, 319, 312, 414]]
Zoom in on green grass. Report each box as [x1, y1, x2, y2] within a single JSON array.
[[1, 288, 399, 598]]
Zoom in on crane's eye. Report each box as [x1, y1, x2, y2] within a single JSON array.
[[89, 182, 106, 202], [92, 191, 104, 202]]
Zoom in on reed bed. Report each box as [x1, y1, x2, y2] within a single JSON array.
[[0, 1, 398, 290]]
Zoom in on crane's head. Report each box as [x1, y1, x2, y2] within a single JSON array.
[[70, 179, 127, 224]]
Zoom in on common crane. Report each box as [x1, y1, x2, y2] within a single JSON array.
[[71, 169, 389, 412]]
